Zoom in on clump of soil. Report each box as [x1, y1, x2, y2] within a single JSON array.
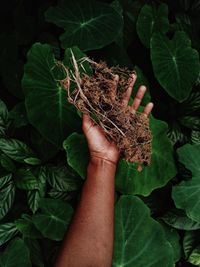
[[61, 54, 152, 169]]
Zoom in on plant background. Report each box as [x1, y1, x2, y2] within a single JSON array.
[[0, 0, 200, 266]]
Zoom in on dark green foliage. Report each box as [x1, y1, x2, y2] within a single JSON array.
[[0, 0, 200, 266]]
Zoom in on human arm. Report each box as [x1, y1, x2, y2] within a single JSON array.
[[54, 74, 153, 267]]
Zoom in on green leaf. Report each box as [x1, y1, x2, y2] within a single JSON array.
[[188, 245, 200, 266], [179, 115, 200, 130], [46, 165, 81, 191], [0, 174, 12, 188], [167, 121, 189, 145], [118, 0, 145, 48], [27, 190, 43, 214], [136, 3, 169, 48], [0, 238, 31, 267], [162, 209, 200, 230], [0, 223, 18, 246], [183, 231, 197, 259], [9, 102, 28, 129], [0, 175, 15, 220], [22, 43, 82, 147], [48, 189, 71, 201], [30, 129, 59, 162], [15, 214, 42, 239], [33, 198, 73, 241], [45, 0, 123, 51], [172, 144, 200, 223], [151, 31, 200, 102], [99, 43, 133, 68], [191, 130, 200, 145], [112, 196, 174, 267], [159, 221, 182, 262], [27, 167, 47, 213], [0, 155, 15, 173], [63, 133, 89, 179], [178, 91, 200, 115], [115, 117, 177, 196], [0, 138, 40, 164], [0, 100, 8, 137], [15, 169, 39, 190], [24, 238, 44, 267]]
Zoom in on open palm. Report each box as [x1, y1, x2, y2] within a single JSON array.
[[82, 73, 153, 164]]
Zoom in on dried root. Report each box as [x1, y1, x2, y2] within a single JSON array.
[[60, 52, 152, 169]]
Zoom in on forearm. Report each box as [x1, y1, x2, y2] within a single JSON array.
[[55, 157, 117, 267]]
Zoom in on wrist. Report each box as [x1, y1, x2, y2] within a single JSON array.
[[90, 155, 118, 168]]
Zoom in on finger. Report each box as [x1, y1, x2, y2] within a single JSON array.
[[82, 113, 93, 133], [121, 73, 137, 107], [130, 85, 146, 112], [111, 75, 119, 101], [143, 102, 154, 117], [114, 74, 119, 84]]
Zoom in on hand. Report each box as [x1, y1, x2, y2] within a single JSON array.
[[82, 73, 154, 165]]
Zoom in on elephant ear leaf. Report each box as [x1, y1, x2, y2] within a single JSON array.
[[137, 3, 169, 48], [45, 0, 123, 51], [172, 144, 200, 223], [22, 43, 84, 147], [115, 116, 177, 196], [32, 198, 73, 241], [112, 196, 174, 267], [151, 31, 200, 102]]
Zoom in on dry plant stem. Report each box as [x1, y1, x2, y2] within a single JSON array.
[[69, 52, 126, 137], [60, 54, 152, 167]]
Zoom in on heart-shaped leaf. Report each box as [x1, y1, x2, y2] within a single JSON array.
[[151, 31, 200, 102], [45, 0, 123, 51], [112, 196, 174, 267], [33, 198, 73, 241], [137, 3, 169, 48], [115, 117, 177, 196], [22, 43, 85, 147], [172, 144, 200, 223]]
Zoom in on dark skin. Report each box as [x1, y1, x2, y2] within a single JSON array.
[[55, 74, 153, 267]]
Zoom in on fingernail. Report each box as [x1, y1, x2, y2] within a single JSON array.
[[149, 102, 154, 107], [132, 73, 137, 80], [141, 85, 146, 91]]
